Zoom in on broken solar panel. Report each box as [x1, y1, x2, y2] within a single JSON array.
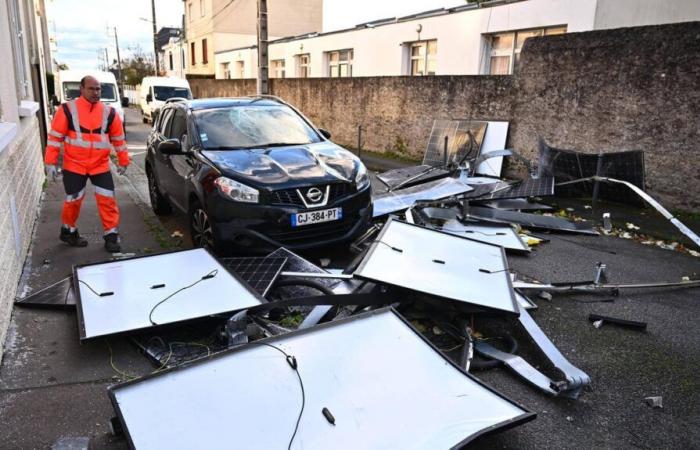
[[15, 276, 76, 308], [219, 256, 287, 297], [355, 218, 519, 315], [372, 177, 473, 218], [440, 220, 530, 253], [376, 165, 449, 190], [422, 120, 487, 167], [476, 176, 555, 201], [538, 140, 645, 206], [109, 308, 533, 450], [267, 247, 343, 298], [465, 206, 599, 235], [475, 121, 509, 177], [74, 248, 264, 341]]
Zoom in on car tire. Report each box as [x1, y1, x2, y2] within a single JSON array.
[[147, 168, 172, 215], [189, 200, 220, 253], [142, 116, 148, 124]]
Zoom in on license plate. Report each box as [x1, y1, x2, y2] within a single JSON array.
[[291, 207, 343, 227]]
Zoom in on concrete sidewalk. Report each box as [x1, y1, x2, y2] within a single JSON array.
[[0, 168, 173, 449]]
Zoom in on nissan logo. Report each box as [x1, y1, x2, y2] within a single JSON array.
[[306, 187, 323, 203]]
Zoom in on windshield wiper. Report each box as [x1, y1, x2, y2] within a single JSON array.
[[259, 142, 308, 148]]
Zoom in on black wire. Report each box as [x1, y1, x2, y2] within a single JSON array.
[[77, 279, 107, 296], [371, 240, 403, 253], [148, 270, 218, 325], [247, 341, 305, 450]]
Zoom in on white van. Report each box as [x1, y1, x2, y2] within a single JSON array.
[[139, 77, 191, 123], [54, 70, 125, 126]]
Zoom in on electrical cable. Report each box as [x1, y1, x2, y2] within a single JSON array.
[[245, 341, 305, 450], [148, 269, 218, 325], [78, 279, 113, 297], [371, 240, 403, 253]]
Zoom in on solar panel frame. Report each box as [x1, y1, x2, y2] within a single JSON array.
[[15, 276, 76, 309]]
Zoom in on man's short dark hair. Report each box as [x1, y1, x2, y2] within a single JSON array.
[[80, 76, 89, 87]]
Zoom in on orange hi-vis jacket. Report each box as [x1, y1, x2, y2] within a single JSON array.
[[45, 96, 129, 175]]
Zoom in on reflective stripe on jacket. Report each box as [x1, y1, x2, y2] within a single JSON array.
[[45, 96, 129, 175]]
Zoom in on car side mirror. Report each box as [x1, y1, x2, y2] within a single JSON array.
[[158, 139, 183, 155], [121, 97, 129, 107], [318, 128, 331, 140], [146, 94, 153, 102], [51, 95, 60, 106]]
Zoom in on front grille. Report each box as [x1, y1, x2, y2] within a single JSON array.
[[265, 220, 356, 244], [269, 183, 352, 207]]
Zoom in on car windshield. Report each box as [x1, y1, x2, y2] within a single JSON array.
[[194, 105, 321, 149], [153, 86, 192, 101], [62, 82, 117, 101]]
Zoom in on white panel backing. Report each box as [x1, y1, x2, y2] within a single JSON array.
[[75, 248, 263, 340], [111, 309, 531, 450], [355, 219, 518, 314], [475, 121, 509, 177]]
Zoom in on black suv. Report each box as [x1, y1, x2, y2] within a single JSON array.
[[145, 97, 372, 253]]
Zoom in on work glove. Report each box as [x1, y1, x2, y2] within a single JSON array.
[[117, 165, 128, 176], [46, 164, 58, 182]]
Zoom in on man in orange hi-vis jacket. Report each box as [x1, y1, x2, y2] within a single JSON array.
[[44, 75, 129, 253]]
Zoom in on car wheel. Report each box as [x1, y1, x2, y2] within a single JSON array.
[[147, 168, 172, 215], [142, 116, 148, 124], [189, 201, 216, 250]]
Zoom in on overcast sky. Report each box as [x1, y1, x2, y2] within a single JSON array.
[[47, 0, 465, 70]]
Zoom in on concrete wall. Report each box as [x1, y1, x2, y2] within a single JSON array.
[[594, 0, 700, 30], [190, 21, 700, 211], [0, 0, 48, 362]]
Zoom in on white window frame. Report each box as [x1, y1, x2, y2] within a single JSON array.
[[236, 61, 245, 78], [487, 26, 567, 75], [7, 0, 29, 99], [327, 49, 353, 78], [296, 54, 310, 78], [272, 59, 285, 79], [221, 62, 231, 79], [408, 40, 437, 76]]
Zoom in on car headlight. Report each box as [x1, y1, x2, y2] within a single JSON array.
[[355, 164, 370, 190], [214, 177, 259, 203]]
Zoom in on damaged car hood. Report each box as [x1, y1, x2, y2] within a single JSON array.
[[202, 142, 359, 189]]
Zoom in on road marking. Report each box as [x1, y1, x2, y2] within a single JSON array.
[[127, 145, 147, 150], [129, 151, 147, 156]]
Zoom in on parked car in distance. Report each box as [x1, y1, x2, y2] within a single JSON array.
[[145, 96, 373, 254], [139, 76, 192, 124]]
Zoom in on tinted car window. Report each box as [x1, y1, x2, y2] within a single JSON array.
[[153, 86, 192, 101], [194, 105, 321, 149], [62, 82, 117, 101], [168, 110, 188, 140], [159, 109, 174, 135]]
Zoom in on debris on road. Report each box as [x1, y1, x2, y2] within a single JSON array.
[[644, 396, 664, 409]]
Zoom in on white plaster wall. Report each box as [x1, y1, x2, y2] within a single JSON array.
[[593, 0, 700, 30], [214, 0, 599, 78]]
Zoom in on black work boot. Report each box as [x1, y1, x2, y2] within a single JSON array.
[[59, 227, 88, 247], [104, 233, 121, 253]]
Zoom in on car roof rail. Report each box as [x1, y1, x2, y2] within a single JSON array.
[[251, 94, 286, 104], [165, 97, 188, 104]]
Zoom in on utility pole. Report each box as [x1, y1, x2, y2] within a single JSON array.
[[151, 0, 159, 75], [113, 27, 124, 94], [257, 0, 269, 95], [104, 48, 109, 70]]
